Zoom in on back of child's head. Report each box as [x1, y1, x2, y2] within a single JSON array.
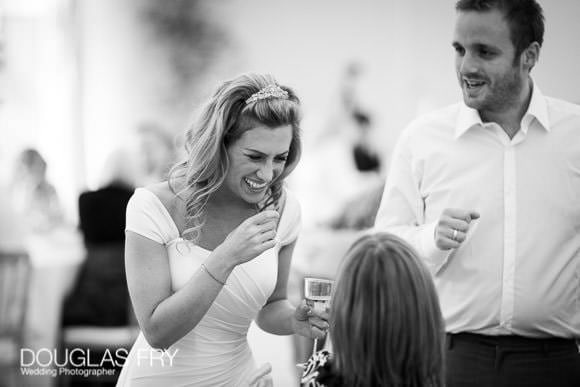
[[330, 232, 445, 387]]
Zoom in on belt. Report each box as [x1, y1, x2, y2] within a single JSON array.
[[446, 332, 578, 352]]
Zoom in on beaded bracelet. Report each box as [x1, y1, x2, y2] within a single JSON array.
[[200, 264, 226, 286]]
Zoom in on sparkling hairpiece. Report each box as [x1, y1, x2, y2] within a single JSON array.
[[245, 84, 289, 104]]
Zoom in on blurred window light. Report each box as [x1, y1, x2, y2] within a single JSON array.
[[0, 0, 79, 220], [2, 0, 66, 17]]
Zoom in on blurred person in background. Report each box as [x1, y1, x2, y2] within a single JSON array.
[[62, 149, 136, 328], [338, 61, 364, 115], [0, 181, 25, 251], [11, 147, 64, 233], [327, 110, 384, 231], [117, 73, 328, 386], [290, 61, 383, 228], [351, 110, 381, 174], [77, 149, 137, 246], [300, 232, 445, 387], [134, 122, 178, 186], [375, 0, 580, 385]]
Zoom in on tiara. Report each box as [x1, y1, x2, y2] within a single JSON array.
[[245, 84, 289, 104]]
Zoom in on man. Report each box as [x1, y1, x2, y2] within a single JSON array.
[[374, 1, 580, 386]]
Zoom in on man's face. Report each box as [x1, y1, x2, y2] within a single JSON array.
[[452, 9, 527, 115]]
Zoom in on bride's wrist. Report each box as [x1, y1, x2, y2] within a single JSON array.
[[291, 304, 309, 335], [290, 314, 300, 334], [206, 250, 235, 281]]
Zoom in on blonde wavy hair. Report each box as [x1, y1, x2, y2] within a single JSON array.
[[168, 73, 302, 242], [331, 232, 445, 387]]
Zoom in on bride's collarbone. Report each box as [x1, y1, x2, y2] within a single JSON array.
[[194, 206, 256, 250], [197, 225, 231, 251], [204, 207, 251, 231]]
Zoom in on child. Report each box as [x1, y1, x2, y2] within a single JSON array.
[[302, 232, 445, 387]]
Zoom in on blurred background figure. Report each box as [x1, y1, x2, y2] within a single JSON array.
[[341, 63, 382, 176], [59, 149, 138, 386], [0, 183, 25, 252], [291, 61, 384, 229], [10, 148, 65, 233], [78, 148, 137, 247], [133, 122, 178, 186], [62, 149, 136, 327], [327, 109, 384, 231], [351, 110, 381, 174], [339, 61, 364, 115]]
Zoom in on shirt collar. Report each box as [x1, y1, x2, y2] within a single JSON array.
[[454, 80, 550, 139], [525, 82, 550, 133], [455, 103, 483, 139]]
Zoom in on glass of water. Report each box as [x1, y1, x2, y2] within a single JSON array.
[[303, 277, 333, 356]]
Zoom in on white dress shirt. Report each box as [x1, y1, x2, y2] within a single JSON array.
[[375, 84, 580, 338]]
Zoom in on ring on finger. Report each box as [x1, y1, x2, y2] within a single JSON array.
[[452, 229, 458, 241]]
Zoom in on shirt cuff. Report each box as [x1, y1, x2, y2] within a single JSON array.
[[419, 221, 452, 274]]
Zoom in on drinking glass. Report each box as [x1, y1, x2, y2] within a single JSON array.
[[303, 277, 333, 356]]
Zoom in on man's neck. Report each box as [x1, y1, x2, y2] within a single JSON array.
[[480, 80, 533, 139]]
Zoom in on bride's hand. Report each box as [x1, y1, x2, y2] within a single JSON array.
[[245, 363, 273, 387], [292, 300, 329, 339], [214, 210, 279, 267]]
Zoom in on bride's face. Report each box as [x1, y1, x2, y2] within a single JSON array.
[[221, 124, 292, 204]]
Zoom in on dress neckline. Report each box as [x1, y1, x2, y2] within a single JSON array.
[[137, 186, 287, 252]]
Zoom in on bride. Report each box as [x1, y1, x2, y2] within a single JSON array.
[[117, 73, 328, 386]]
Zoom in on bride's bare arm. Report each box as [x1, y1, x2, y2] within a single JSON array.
[[125, 231, 233, 349], [256, 241, 328, 338], [255, 241, 296, 335], [126, 207, 279, 349]]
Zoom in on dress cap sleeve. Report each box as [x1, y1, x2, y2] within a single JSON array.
[[125, 188, 179, 244], [278, 187, 302, 246]]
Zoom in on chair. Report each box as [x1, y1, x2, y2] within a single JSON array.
[[59, 324, 139, 386], [0, 251, 31, 387], [58, 308, 139, 386]]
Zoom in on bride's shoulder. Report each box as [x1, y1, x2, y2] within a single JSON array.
[[144, 182, 185, 216], [145, 181, 174, 204], [143, 181, 188, 232]]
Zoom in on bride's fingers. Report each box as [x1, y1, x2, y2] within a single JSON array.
[[294, 301, 311, 321], [247, 363, 272, 386], [308, 308, 329, 321], [256, 230, 276, 244], [256, 376, 273, 387], [258, 219, 278, 230], [309, 326, 327, 340], [308, 317, 329, 331]]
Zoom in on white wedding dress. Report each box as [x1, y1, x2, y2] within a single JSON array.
[[116, 188, 300, 386]]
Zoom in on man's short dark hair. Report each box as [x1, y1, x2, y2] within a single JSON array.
[[455, 0, 545, 59]]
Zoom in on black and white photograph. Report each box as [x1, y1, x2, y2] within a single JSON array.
[[0, 0, 579, 386]]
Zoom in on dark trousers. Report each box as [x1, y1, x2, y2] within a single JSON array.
[[446, 333, 580, 387]]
